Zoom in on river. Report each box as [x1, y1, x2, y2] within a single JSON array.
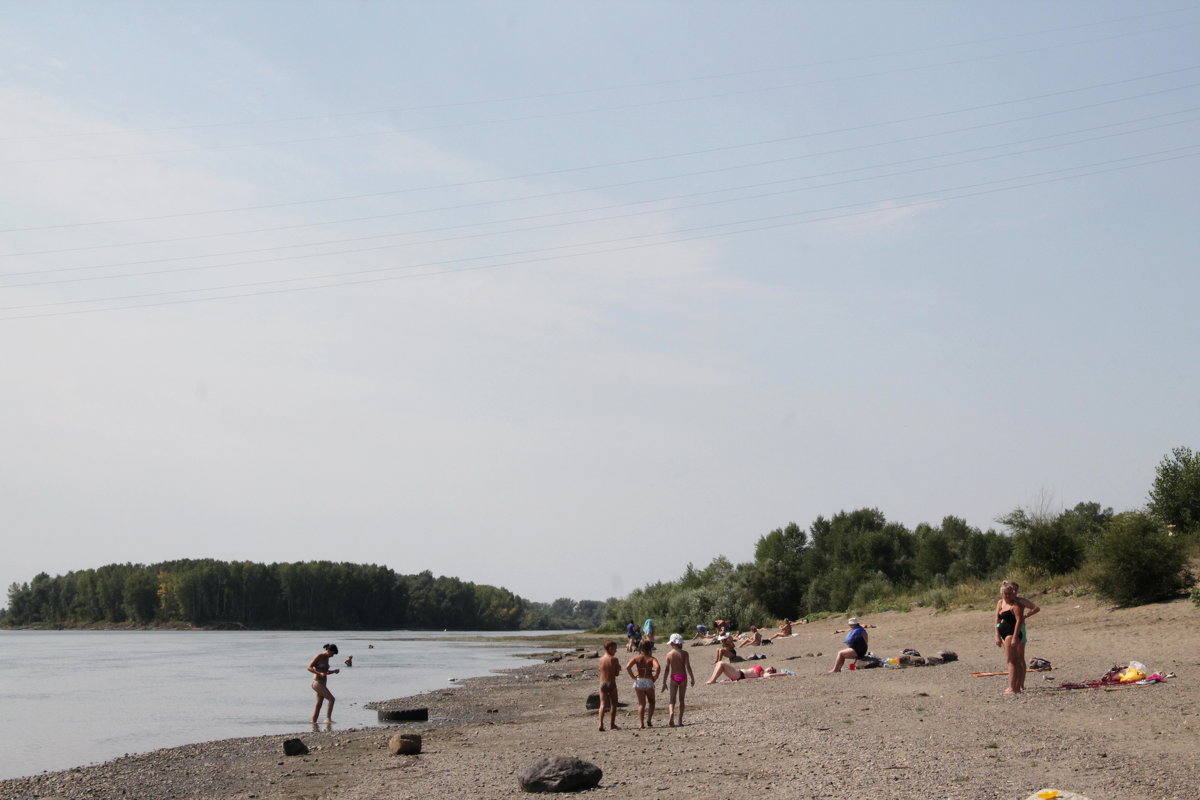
[[0, 628, 570, 780]]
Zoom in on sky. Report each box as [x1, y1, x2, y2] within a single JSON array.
[[2, 2, 1198, 606]]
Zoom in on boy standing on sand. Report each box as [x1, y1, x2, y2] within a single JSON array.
[[597, 640, 621, 731], [661, 633, 694, 727]]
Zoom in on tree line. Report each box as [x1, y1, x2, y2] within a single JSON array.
[[2, 559, 607, 631], [602, 446, 1200, 634], [6, 447, 1197, 632]]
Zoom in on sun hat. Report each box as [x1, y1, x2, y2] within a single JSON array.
[[669, 633, 684, 645], [848, 617, 860, 626]]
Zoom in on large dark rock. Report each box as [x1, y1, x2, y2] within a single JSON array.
[[282, 738, 308, 756], [378, 707, 429, 722], [518, 756, 603, 793]]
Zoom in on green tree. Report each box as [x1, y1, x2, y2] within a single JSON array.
[[999, 507, 1084, 576], [1060, 502, 1114, 553], [123, 571, 159, 624], [1090, 511, 1193, 605], [1148, 446, 1200, 534]]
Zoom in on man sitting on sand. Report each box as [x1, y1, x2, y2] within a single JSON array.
[[828, 618, 869, 673]]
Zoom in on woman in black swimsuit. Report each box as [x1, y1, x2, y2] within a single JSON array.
[[995, 582, 1039, 694]]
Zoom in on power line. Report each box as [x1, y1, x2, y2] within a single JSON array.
[[3, 146, 1195, 321], [6, 111, 1197, 286], [3, 68, 1196, 236], [4, 5, 1193, 143]]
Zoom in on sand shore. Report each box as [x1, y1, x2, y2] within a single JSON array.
[[3, 595, 1196, 800]]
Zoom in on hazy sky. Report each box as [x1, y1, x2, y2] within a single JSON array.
[[2, 2, 1197, 606]]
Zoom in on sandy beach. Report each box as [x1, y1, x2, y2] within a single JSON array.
[[4, 595, 1196, 800]]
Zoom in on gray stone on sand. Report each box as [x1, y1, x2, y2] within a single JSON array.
[[518, 756, 602, 793], [282, 738, 308, 756], [388, 734, 422, 755]]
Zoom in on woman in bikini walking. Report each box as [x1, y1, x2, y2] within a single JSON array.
[[308, 643, 341, 723]]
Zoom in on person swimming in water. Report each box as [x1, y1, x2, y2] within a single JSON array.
[[308, 643, 340, 723]]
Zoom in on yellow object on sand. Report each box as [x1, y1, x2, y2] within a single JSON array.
[[1025, 789, 1094, 800]]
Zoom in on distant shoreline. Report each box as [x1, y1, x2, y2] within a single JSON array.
[[0, 622, 594, 635]]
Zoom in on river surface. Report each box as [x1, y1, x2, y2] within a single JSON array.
[[0, 628, 571, 780]]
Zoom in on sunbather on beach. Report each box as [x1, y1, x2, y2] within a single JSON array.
[[768, 619, 793, 639], [705, 661, 779, 684], [625, 640, 660, 728], [713, 635, 737, 664], [661, 633, 695, 727], [736, 626, 762, 647]]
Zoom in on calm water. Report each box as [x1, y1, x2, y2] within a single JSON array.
[[0, 629, 569, 780]]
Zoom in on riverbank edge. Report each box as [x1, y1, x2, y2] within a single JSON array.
[[0, 631, 602, 795]]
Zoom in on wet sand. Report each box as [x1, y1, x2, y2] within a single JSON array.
[[3, 595, 1196, 800]]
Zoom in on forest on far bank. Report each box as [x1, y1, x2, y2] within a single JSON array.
[[6, 447, 1198, 633], [1, 560, 607, 631]]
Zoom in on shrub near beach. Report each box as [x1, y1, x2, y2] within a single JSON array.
[[1089, 511, 1192, 606]]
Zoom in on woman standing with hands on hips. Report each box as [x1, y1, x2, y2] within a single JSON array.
[[308, 643, 340, 723], [995, 581, 1039, 695]]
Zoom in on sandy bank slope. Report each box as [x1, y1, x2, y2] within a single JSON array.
[[3, 596, 1196, 800]]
